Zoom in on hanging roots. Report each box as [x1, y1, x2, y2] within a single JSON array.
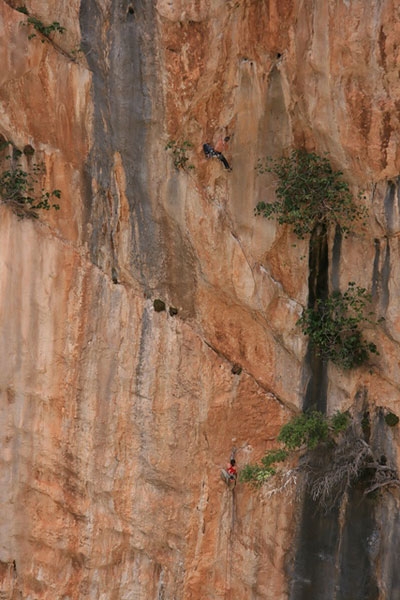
[[301, 434, 400, 512]]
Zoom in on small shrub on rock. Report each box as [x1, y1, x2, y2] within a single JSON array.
[[165, 140, 195, 171], [18, 7, 66, 42], [297, 282, 379, 369], [385, 412, 399, 427], [0, 161, 60, 218]]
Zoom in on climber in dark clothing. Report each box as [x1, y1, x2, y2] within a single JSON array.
[[215, 151, 231, 171], [203, 143, 232, 171]]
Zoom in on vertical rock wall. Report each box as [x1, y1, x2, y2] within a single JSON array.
[[1, 0, 400, 598]]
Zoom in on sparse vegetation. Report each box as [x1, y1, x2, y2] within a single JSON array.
[[297, 282, 379, 369], [70, 46, 84, 57], [18, 7, 66, 42], [255, 150, 367, 238], [241, 410, 400, 511], [0, 160, 60, 218], [240, 410, 349, 487], [165, 140, 195, 171], [240, 449, 288, 486]]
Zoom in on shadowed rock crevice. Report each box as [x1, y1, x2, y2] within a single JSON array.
[[303, 223, 328, 413], [337, 487, 379, 600], [376, 501, 400, 600], [372, 237, 390, 314], [290, 223, 332, 599], [383, 177, 400, 234], [331, 224, 342, 292], [289, 493, 340, 600], [335, 403, 400, 600]]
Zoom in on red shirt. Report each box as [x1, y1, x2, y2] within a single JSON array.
[[227, 465, 237, 476]]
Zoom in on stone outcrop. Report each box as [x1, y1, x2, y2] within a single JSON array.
[[1, 0, 400, 598]]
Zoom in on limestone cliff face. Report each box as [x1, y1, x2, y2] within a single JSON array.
[[1, 0, 400, 598]]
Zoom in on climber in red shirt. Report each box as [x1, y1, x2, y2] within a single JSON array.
[[221, 458, 237, 486], [227, 458, 237, 480]]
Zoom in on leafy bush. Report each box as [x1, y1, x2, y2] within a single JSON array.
[[240, 463, 277, 487], [0, 162, 61, 218], [385, 412, 399, 427], [240, 449, 288, 487], [261, 448, 289, 467], [165, 140, 195, 171], [297, 282, 379, 369], [330, 410, 351, 433], [277, 410, 329, 450], [255, 150, 366, 238]]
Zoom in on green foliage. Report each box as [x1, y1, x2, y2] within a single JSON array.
[[240, 463, 277, 487], [261, 448, 289, 467], [297, 282, 379, 369], [0, 139, 11, 152], [240, 411, 349, 487], [0, 162, 61, 218], [71, 46, 84, 57], [165, 140, 195, 171], [277, 410, 329, 450], [27, 17, 66, 40], [19, 8, 66, 42], [361, 411, 371, 438], [240, 449, 288, 487], [385, 412, 399, 427], [255, 150, 366, 238], [330, 410, 351, 433]]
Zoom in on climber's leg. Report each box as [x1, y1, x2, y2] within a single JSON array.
[[221, 469, 230, 484]]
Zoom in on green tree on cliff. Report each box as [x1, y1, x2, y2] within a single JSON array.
[[255, 150, 367, 238]]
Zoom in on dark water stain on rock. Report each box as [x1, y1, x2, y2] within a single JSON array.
[[303, 223, 328, 413], [331, 225, 342, 292], [337, 488, 379, 600], [372, 238, 390, 314], [289, 491, 340, 600], [79, 1, 197, 314], [79, 0, 161, 288]]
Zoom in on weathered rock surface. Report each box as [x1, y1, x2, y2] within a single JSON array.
[[0, 0, 400, 598]]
